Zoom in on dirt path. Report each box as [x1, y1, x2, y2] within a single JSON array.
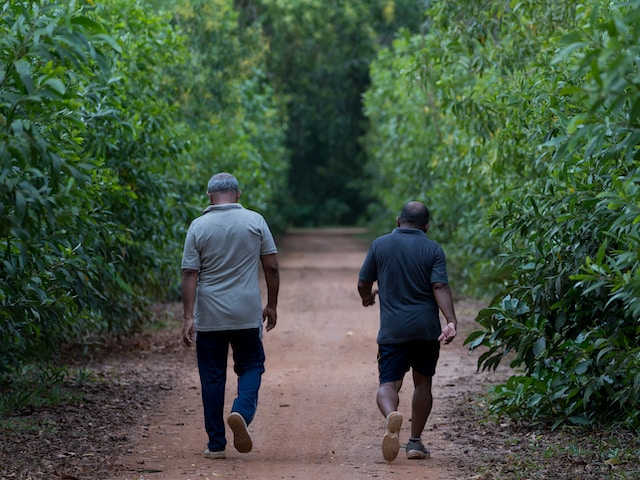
[[112, 228, 495, 480]]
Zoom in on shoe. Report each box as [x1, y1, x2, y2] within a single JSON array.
[[227, 412, 253, 453], [204, 449, 225, 459], [406, 438, 430, 459], [382, 411, 402, 462]]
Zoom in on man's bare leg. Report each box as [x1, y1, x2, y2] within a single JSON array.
[[406, 370, 432, 459], [410, 370, 433, 437], [376, 380, 402, 416], [377, 380, 403, 462]]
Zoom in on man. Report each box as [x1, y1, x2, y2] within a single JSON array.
[[181, 172, 280, 459], [357, 201, 457, 463]]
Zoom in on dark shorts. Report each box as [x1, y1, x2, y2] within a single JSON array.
[[377, 340, 440, 384]]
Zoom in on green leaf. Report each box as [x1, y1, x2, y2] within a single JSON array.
[[566, 113, 588, 134], [70, 15, 105, 33], [93, 33, 122, 53], [41, 78, 66, 95], [464, 330, 486, 350], [13, 58, 34, 94], [532, 336, 547, 357], [574, 360, 590, 375], [568, 416, 592, 426], [14, 190, 26, 223]]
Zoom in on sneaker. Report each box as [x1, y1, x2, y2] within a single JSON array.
[[204, 449, 225, 459], [227, 412, 253, 453], [382, 411, 402, 462], [406, 438, 430, 459]]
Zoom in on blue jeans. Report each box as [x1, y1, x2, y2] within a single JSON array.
[[196, 328, 265, 451]]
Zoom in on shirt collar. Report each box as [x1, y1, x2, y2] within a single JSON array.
[[202, 203, 243, 215], [393, 227, 425, 235]]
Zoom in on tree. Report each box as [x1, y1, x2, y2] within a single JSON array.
[[236, 0, 429, 226], [0, 0, 289, 378], [467, 0, 640, 428], [0, 0, 190, 372], [363, 0, 640, 427], [161, 0, 289, 229]]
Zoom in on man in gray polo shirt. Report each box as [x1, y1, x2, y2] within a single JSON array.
[[181, 172, 279, 459], [358, 201, 457, 463]]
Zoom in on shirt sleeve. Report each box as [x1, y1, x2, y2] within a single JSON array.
[[430, 246, 449, 284], [259, 217, 278, 255], [358, 246, 378, 282], [181, 228, 201, 270]]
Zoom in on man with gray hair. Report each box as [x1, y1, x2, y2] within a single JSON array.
[[181, 172, 280, 459]]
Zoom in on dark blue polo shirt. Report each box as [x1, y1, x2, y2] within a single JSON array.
[[359, 228, 449, 343]]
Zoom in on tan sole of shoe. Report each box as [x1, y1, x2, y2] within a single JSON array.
[[227, 412, 253, 453], [382, 411, 402, 462]]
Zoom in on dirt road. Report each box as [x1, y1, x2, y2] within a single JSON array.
[[112, 228, 495, 480]]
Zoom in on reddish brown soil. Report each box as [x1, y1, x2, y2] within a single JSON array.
[[1, 228, 508, 480], [109, 228, 505, 480]]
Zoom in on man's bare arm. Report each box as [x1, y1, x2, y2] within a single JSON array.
[[260, 253, 279, 331], [181, 269, 198, 346], [433, 282, 458, 344]]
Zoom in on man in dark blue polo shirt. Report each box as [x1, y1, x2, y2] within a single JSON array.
[[358, 201, 458, 463]]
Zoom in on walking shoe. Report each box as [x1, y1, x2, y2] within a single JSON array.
[[406, 438, 430, 459], [227, 412, 253, 453], [382, 411, 402, 462], [204, 449, 226, 459]]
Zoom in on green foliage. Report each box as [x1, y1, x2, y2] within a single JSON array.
[[364, 1, 577, 290], [164, 0, 289, 229], [79, 0, 191, 331], [465, 398, 640, 480], [241, 0, 370, 225], [465, 0, 640, 428], [364, 0, 640, 428], [237, 0, 428, 226], [0, 364, 89, 418], [1, 0, 122, 371], [1, 0, 289, 377]]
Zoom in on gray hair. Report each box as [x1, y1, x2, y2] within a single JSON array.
[[207, 172, 239, 194]]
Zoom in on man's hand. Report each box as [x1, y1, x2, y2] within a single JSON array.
[[358, 278, 378, 307], [361, 287, 379, 307], [182, 317, 195, 347], [263, 306, 277, 332], [438, 322, 457, 344]]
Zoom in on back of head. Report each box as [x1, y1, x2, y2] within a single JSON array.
[[208, 172, 239, 194], [399, 201, 429, 229]]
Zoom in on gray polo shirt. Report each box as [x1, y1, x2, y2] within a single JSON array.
[[359, 228, 448, 343], [181, 203, 277, 332]]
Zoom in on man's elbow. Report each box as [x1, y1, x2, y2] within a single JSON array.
[[182, 269, 198, 280], [264, 262, 279, 278]]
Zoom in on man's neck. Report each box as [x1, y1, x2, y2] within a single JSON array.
[[209, 191, 240, 205]]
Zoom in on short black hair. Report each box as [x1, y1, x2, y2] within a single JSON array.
[[399, 201, 429, 227]]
